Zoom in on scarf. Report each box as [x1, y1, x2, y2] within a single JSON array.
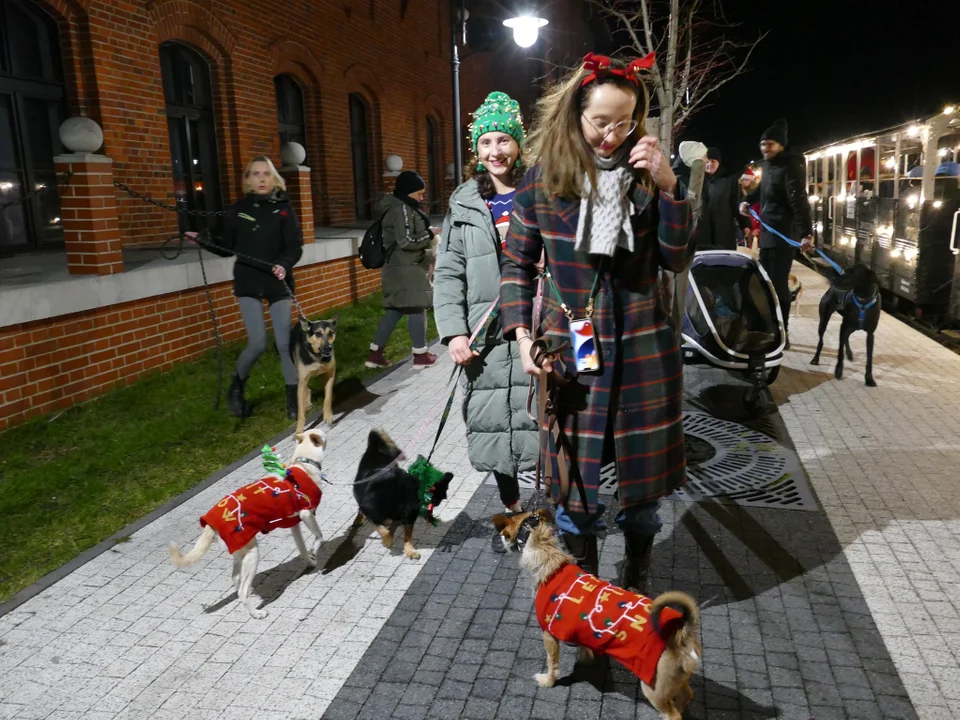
[[575, 150, 635, 257]]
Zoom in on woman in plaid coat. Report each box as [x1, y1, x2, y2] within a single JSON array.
[[500, 54, 694, 593]]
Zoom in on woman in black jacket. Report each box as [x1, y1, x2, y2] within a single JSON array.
[[187, 156, 303, 418]]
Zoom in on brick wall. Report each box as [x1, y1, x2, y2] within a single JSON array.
[[0, 256, 380, 431], [38, 0, 456, 244]]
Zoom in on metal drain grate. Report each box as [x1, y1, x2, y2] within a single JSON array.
[[485, 411, 818, 512]]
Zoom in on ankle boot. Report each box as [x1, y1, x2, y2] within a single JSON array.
[[620, 532, 655, 594], [226, 374, 251, 418], [285, 384, 298, 421], [562, 534, 599, 577]]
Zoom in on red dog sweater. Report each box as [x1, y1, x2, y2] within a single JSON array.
[[200, 467, 322, 554], [535, 564, 684, 685]]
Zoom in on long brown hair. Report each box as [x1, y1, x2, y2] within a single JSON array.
[[464, 157, 527, 200], [526, 59, 651, 199]]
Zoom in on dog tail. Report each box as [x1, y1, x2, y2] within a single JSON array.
[[650, 591, 700, 650], [169, 526, 216, 568]]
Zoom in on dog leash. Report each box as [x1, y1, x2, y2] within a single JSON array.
[[847, 291, 879, 329], [748, 208, 845, 275]]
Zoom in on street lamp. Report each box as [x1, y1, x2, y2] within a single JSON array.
[[449, 1, 548, 184]]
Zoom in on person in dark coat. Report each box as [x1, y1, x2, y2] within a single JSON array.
[[366, 171, 439, 370], [188, 156, 303, 419], [500, 54, 694, 594], [739, 119, 814, 346], [699, 147, 745, 250]]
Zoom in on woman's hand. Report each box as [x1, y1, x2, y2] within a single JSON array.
[[183, 231, 199, 243], [628, 136, 677, 195], [448, 336, 479, 365], [739, 202, 752, 217], [272, 265, 287, 281], [518, 336, 551, 377]]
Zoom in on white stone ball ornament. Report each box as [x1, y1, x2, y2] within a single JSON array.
[[280, 142, 306, 167], [384, 154, 403, 176], [59, 116, 103, 154]]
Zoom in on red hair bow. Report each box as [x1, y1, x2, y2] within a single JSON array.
[[580, 52, 656, 88]]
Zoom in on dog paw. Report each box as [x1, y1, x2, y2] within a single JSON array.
[[404, 549, 422, 560], [247, 606, 268, 620], [305, 552, 317, 568], [810, 358, 820, 366], [866, 378, 877, 387], [535, 673, 556, 688]]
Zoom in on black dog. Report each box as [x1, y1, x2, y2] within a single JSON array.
[[353, 430, 453, 560], [811, 264, 881, 386]]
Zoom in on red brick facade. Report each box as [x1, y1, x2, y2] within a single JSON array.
[[0, 258, 380, 431]]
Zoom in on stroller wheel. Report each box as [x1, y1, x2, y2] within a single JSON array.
[[767, 365, 781, 385], [743, 383, 774, 416]]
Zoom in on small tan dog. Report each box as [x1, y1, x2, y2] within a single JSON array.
[[494, 511, 701, 720], [788, 273, 803, 317], [169, 430, 327, 619]]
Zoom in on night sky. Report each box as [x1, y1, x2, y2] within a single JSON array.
[[680, 0, 960, 174]]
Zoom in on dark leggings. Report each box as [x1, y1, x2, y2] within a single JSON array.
[[759, 243, 796, 332], [493, 471, 520, 509]]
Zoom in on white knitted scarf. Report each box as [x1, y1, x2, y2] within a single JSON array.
[[575, 151, 635, 257]]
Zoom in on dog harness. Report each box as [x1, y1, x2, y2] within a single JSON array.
[[846, 290, 878, 330], [535, 564, 683, 685], [200, 467, 322, 554]]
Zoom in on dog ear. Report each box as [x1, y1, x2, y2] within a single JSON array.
[[308, 431, 326, 448], [299, 318, 310, 331], [491, 514, 511, 532], [537, 507, 554, 524], [329, 318, 338, 330]]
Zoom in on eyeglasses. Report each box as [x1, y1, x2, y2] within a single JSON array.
[[582, 115, 638, 138]]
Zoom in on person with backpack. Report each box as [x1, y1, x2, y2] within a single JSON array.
[[433, 91, 538, 535], [365, 170, 439, 369]]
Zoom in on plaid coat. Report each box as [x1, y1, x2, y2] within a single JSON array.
[[500, 166, 694, 517]]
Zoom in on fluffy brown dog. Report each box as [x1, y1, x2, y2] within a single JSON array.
[[494, 511, 701, 720]]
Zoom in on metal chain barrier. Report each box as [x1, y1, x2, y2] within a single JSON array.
[[0, 171, 73, 212]]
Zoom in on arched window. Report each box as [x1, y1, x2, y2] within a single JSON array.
[[425, 116, 439, 212], [349, 93, 372, 221], [274, 74, 306, 149], [160, 41, 222, 235], [0, 0, 66, 251]]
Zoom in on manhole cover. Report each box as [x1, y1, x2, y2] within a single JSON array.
[[485, 411, 817, 511]]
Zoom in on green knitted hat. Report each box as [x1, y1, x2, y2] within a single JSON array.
[[469, 91, 525, 153]]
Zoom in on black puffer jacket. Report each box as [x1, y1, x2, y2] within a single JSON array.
[[744, 151, 813, 249], [699, 171, 743, 251], [211, 191, 303, 302]]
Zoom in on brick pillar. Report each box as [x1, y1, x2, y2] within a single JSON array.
[[55, 153, 124, 275], [281, 165, 314, 244]]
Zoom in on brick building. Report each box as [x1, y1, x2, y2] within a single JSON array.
[[0, 0, 596, 431]]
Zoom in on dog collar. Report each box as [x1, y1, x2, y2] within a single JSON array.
[[847, 291, 878, 329], [293, 457, 325, 478]]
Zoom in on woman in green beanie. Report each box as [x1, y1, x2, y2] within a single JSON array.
[[433, 92, 538, 543]]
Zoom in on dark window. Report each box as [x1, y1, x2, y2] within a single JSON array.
[[160, 41, 222, 236], [426, 116, 439, 212], [0, 0, 65, 252], [274, 74, 306, 149], [349, 93, 372, 221]]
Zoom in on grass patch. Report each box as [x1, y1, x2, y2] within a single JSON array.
[[0, 293, 437, 603]]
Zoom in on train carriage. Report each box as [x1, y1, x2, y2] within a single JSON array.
[[804, 107, 960, 320]]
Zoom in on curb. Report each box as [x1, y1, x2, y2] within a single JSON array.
[[0, 341, 439, 618]]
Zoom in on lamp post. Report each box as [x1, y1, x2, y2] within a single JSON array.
[[449, 1, 547, 184]]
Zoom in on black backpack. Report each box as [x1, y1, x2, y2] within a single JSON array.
[[359, 212, 389, 270]]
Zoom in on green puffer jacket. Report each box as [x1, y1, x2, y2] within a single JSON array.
[[377, 194, 434, 310], [433, 179, 538, 477]]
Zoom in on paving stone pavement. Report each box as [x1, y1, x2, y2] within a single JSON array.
[[1, 259, 957, 720]]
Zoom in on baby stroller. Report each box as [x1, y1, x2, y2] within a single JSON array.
[[681, 251, 786, 415]]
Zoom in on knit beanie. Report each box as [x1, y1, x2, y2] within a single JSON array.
[[393, 170, 425, 199], [761, 119, 788, 147], [706, 147, 722, 164], [469, 91, 525, 153]]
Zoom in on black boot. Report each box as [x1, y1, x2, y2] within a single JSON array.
[[620, 532, 655, 594], [226, 374, 251, 418], [285, 384, 298, 421], [562, 534, 599, 577]]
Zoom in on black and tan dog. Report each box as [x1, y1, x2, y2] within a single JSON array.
[[353, 430, 454, 560], [811, 264, 881, 386], [289, 318, 337, 437]]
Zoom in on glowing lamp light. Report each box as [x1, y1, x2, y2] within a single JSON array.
[[945, 105, 956, 115], [907, 194, 919, 209], [890, 247, 901, 259], [905, 248, 919, 262], [503, 15, 548, 48], [885, 157, 896, 170], [816, 221, 824, 233], [907, 125, 920, 137], [837, 191, 848, 202], [52, 216, 60, 224], [0, 182, 13, 192], [934, 200, 943, 209], [808, 194, 820, 203], [939, 148, 949, 157]]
